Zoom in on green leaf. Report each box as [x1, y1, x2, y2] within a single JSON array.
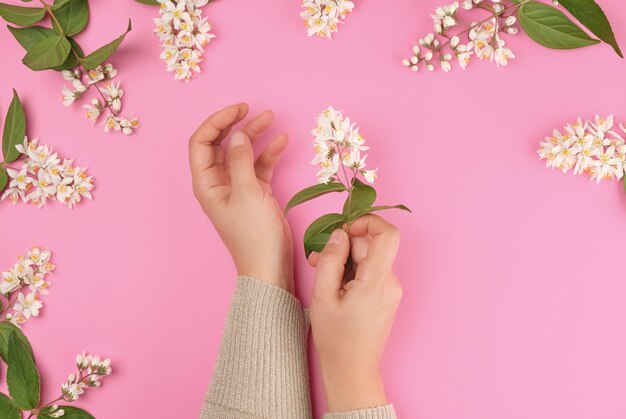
[[518, 1, 600, 49], [303, 213, 346, 245], [51, 0, 89, 37], [7, 25, 56, 50], [348, 204, 412, 223], [2, 89, 26, 163], [0, 322, 34, 363], [22, 34, 71, 71], [343, 178, 376, 217], [0, 168, 7, 192], [0, 393, 21, 419], [623, 173, 626, 193], [557, 0, 622, 57], [304, 232, 332, 259], [6, 332, 40, 410], [39, 406, 95, 419], [52, 37, 82, 71], [78, 19, 131, 70], [285, 182, 346, 213], [0, 3, 45, 26], [135, 0, 160, 4]]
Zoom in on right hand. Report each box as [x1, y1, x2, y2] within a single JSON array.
[[308, 215, 403, 412]]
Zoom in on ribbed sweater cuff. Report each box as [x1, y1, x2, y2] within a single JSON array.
[[323, 404, 397, 419], [202, 276, 311, 419]]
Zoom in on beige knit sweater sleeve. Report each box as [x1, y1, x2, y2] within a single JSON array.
[[200, 276, 396, 419]]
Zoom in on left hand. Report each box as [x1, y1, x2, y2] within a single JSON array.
[[189, 103, 294, 293]]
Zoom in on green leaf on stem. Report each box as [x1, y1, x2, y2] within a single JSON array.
[[556, 0, 622, 57], [0, 393, 21, 419], [135, 0, 160, 4], [304, 213, 346, 245], [623, 173, 626, 193], [342, 178, 376, 217], [285, 181, 346, 213], [78, 19, 131, 70], [7, 25, 56, 50], [52, 37, 83, 71], [22, 34, 71, 71], [39, 406, 95, 419], [0, 322, 34, 363], [2, 89, 26, 164], [51, 0, 89, 37], [0, 3, 45, 26], [518, 1, 600, 49], [6, 332, 40, 410], [348, 204, 412, 223], [304, 232, 332, 259], [0, 168, 7, 192]]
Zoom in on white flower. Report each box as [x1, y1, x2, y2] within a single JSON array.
[[432, 2, 459, 33], [154, 0, 215, 81], [1, 138, 94, 208], [12, 292, 43, 323], [61, 86, 76, 106], [538, 116, 626, 185], [312, 106, 378, 184], [118, 115, 140, 135], [301, 0, 355, 39], [83, 99, 102, 126], [48, 406, 65, 418], [61, 374, 86, 402], [363, 169, 378, 183]]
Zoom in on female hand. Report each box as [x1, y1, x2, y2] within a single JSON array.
[[308, 215, 403, 412], [189, 103, 294, 293]]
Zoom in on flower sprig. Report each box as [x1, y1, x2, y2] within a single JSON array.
[[137, 0, 216, 82], [0, 248, 112, 418], [403, 0, 622, 73], [538, 115, 626, 186], [300, 0, 355, 39], [286, 107, 410, 258], [0, 90, 95, 208], [0, 247, 54, 326], [0, 0, 138, 134]]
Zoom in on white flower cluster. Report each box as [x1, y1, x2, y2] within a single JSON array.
[[61, 352, 112, 402], [61, 64, 139, 135], [538, 115, 626, 184], [300, 0, 355, 39], [154, 0, 216, 82], [0, 247, 54, 326], [312, 106, 377, 184], [1, 137, 94, 209], [403, 0, 517, 72]]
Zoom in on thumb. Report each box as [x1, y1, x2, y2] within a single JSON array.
[[227, 131, 257, 191], [313, 228, 350, 299]]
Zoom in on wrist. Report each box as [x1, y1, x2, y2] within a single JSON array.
[[321, 365, 387, 413]]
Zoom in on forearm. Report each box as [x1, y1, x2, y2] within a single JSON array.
[[200, 276, 311, 419]]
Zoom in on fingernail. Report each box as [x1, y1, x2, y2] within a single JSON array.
[[230, 132, 245, 148], [328, 229, 344, 245]]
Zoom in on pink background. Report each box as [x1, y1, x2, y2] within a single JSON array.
[[1, 0, 626, 417]]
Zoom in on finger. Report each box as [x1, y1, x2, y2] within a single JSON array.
[[313, 229, 350, 298], [349, 235, 370, 264], [308, 251, 319, 267], [241, 110, 274, 144], [227, 131, 257, 191], [189, 103, 249, 179], [348, 215, 401, 284], [255, 133, 288, 183]]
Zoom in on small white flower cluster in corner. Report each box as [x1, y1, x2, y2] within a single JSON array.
[[301, 0, 355, 39], [1, 138, 94, 208], [538, 116, 626, 183], [0, 247, 54, 326], [154, 0, 216, 82], [312, 106, 377, 184], [61, 64, 139, 135], [403, 0, 518, 72], [61, 352, 112, 402]]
